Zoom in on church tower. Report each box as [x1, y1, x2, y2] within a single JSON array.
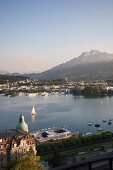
[[16, 114, 29, 132]]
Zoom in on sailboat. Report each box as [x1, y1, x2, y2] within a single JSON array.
[[31, 106, 36, 115]]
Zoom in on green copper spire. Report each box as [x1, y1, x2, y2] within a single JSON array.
[[16, 114, 28, 132]]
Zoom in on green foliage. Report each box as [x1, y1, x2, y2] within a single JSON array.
[[7, 155, 46, 170], [82, 86, 107, 97], [71, 86, 111, 97], [6, 149, 46, 170], [37, 132, 113, 156], [70, 88, 82, 95], [0, 74, 27, 84], [51, 150, 60, 167], [37, 132, 113, 168]]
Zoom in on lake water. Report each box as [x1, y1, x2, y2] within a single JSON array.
[[0, 94, 113, 134]]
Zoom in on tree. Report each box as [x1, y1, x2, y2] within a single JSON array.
[[6, 149, 46, 170], [51, 149, 60, 167]]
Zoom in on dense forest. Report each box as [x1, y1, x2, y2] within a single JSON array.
[[71, 86, 113, 97]]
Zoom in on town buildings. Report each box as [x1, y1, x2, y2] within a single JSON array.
[[0, 115, 36, 169]]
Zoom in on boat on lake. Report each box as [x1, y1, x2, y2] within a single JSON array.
[[108, 119, 113, 121], [31, 106, 37, 115], [97, 127, 103, 131], [95, 123, 100, 128], [87, 122, 93, 126], [100, 101, 103, 104], [102, 120, 107, 122], [108, 121, 112, 125]]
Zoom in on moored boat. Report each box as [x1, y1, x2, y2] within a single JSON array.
[[97, 127, 103, 131], [87, 122, 93, 126], [108, 121, 112, 125], [102, 120, 107, 122], [95, 123, 100, 128], [108, 119, 113, 121]]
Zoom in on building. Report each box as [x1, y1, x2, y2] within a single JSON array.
[[31, 127, 76, 143], [16, 114, 29, 132], [0, 115, 36, 169]]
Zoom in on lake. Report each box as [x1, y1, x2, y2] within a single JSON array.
[[0, 94, 113, 134]]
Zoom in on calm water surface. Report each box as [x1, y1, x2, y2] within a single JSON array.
[[0, 94, 113, 134]]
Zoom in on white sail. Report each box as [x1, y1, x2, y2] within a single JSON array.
[[31, 106, 36, 115]]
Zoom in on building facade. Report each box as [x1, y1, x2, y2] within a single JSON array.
[[0, 114, 36, 169]]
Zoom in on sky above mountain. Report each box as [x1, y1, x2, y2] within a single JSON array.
[[0, 0, 113, 73]]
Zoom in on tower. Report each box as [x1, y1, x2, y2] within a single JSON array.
[[16, 114, 29, 132]]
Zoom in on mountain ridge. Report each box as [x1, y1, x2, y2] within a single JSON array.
[[25, 50, 113, 80], [1, 50, 113, 81]]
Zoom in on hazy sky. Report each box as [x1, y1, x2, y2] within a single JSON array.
[[0, 0, 113, 73]]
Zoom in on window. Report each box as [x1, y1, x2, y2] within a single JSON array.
[[0, 145, 3, 149], [15, 150, 18, 154], [6, 144, 9, 148], [20, 142, 24, 146], [14, 144, 17, 147], [29, 141, 32, 145]]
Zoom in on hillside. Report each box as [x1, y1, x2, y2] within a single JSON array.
[[25, 50, 113, 80], [0, 74, 28, 83]]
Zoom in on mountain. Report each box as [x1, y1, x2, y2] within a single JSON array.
[[0, 70, 8, 75], [26, 50, 113, 80], [0, 70, 19, 76]]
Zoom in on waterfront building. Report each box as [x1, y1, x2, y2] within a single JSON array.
[[31, 127, 77, 143], [0, 115, 36, 169]]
